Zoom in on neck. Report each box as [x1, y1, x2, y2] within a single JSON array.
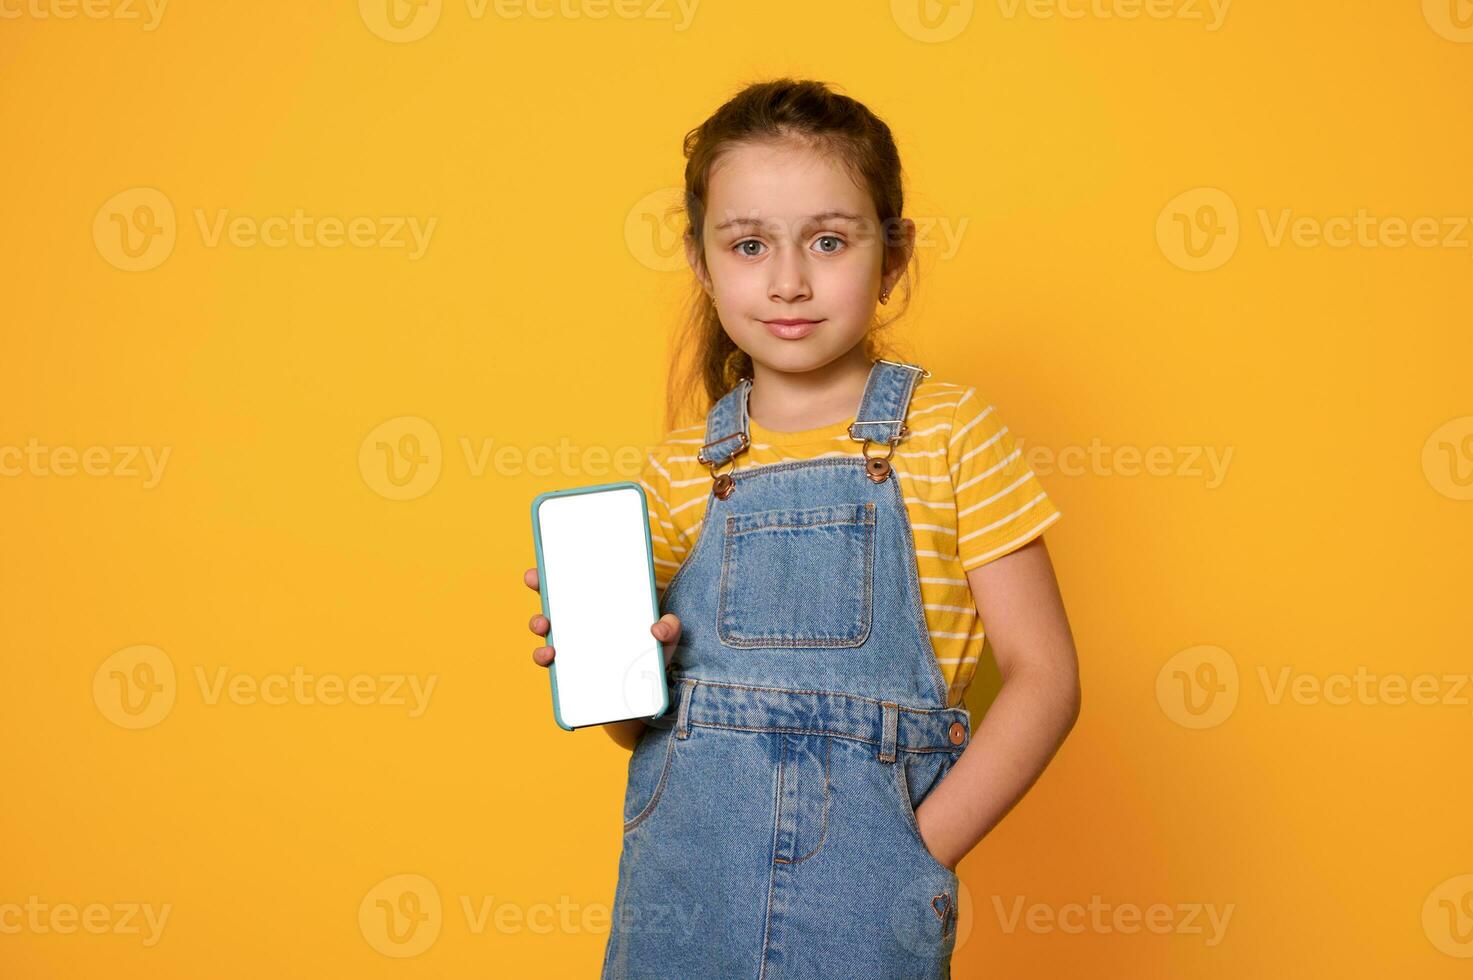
[[747, 346, 874, 432]]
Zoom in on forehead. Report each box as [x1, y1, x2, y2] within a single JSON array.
[[705, 140, 875, 228]]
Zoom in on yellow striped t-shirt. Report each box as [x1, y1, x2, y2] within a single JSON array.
[[639, 376, 1062, 708]]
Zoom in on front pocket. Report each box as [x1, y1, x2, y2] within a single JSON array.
[[716, 502, 876, 649], [622, 723, 677, 833], [891, 753, 960, 881]]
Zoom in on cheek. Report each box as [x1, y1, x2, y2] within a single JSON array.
[[816, 263, 881, 305]]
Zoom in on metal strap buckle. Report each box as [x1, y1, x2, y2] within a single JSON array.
[[696, 430, 750, 466], [847, 420, 911, 441], [875, 358, 931, 378]]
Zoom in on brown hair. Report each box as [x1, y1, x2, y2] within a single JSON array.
[[663, 78, 918, 433]]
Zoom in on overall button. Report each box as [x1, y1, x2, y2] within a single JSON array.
[[947, 722, 966, 745]]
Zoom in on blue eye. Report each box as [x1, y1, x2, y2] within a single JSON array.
[[814, 235, 844, 254], [735, 240, 765, 257]]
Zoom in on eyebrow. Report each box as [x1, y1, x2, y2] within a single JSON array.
[[713, 210, 865, 232]]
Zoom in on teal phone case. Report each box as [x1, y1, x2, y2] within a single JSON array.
[[530, 480, 670, 731]]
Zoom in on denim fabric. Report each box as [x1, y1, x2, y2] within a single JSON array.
[[602, 360, 970, 980]]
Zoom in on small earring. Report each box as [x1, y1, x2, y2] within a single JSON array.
[[879, 289, 889, 305]]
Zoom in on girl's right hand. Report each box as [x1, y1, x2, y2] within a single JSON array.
[[524, 566, 682, 670]]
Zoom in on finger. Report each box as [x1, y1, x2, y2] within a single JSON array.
[[532, 645, 555, 667], [529, 613, 549, 636], [651, 613, 682, 644], [523, 567, 540, 591]]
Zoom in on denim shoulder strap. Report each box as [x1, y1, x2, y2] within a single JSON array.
[[697, 377, 752, 468], [848, 358, 929, 445]]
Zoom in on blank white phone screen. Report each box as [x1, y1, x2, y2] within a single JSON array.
[[538, 485, 664, 728]]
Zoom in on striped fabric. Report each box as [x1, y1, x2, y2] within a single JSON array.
[[640, 377, 1062, 708]]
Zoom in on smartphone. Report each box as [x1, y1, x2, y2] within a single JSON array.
[[530, 481, 670, 730]]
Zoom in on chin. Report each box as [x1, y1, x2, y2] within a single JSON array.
[[750, 340, 850, 374]]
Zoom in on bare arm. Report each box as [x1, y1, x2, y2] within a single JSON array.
[[913, 535, 1081, 869]]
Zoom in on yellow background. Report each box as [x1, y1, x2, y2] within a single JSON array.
[[2, 0, 1471, 976]]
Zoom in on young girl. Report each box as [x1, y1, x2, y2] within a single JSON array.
[[524, 78, 1080, 979]]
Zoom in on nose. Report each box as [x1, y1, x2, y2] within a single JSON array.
[[767, 243, 811, 304]]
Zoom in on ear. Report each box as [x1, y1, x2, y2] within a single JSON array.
[[685, 230, 715, 298], [881, 217, 917, 296]]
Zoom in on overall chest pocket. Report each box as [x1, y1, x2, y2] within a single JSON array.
[[717, 501, 876, 649]]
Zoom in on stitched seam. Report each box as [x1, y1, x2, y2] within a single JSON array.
[[717, 502, 876, 647], [659, 499, 711, 608], [894, 755, 955, 878], [859, 500, 874, 645], [621, 729, 676, 833], [727, 502, 875, 535], [684, 678, 960, 716], [681, 720, 958, 752], [721, 635, 868, 649], [771, 736, 789, 864], [789, 735, 830, 866], [716, 515, 735, 641], [729, 456, 865, 481], [757, 746, 782, 980], [885, 472, 953, 707], [728, 516, 870, 535]]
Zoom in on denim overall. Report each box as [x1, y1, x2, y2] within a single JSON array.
[[601, 359, 971, 980]]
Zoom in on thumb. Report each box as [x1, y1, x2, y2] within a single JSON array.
[[652, 613, 682, 646]]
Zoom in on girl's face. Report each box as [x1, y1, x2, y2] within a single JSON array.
[[689, 140, 911, 376]]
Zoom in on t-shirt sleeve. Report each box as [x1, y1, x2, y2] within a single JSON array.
[[948, 388, 1062, 571], [639, 447, 682, 593]]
